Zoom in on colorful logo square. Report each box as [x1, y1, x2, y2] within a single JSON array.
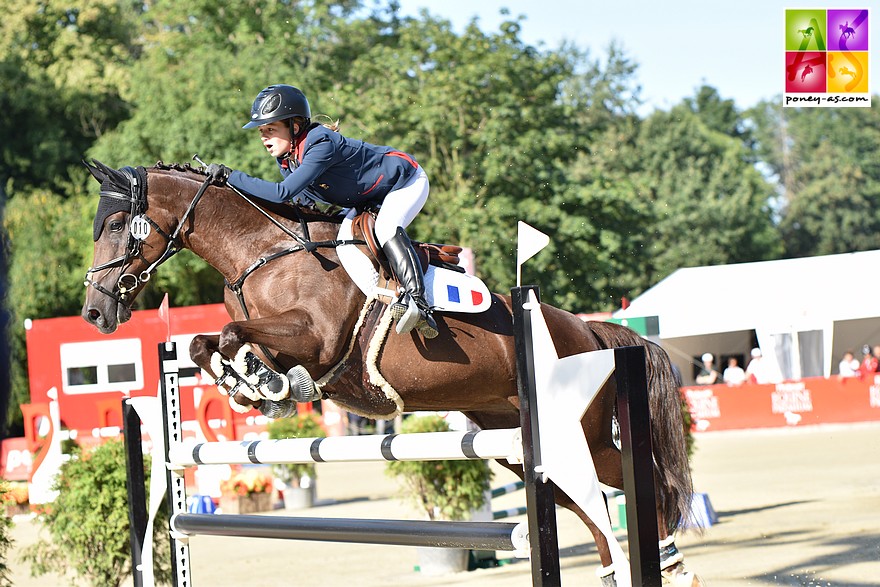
[[828, 9, 869, 51], [785, 9, 827, 51], [827, 51, 869, 93], [785, 51, 826, 93]]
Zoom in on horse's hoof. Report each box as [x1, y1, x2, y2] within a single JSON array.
[[259, 372, 290, 401], [227, 395, 252, 414], [596, 564, 616, 587], [259, 399, 296, 419], [662, 563, 703, 587], [286, 365, 318, 403]]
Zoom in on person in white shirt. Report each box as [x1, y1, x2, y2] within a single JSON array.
[[722, 356, 747, 385], [745, 347, 774, 384], [838, 350, 860, 378]]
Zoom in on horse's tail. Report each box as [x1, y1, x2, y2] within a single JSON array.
[[587, 321, 694, 534]]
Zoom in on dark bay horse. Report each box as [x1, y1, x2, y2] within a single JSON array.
[[81, 160, 700, 586]]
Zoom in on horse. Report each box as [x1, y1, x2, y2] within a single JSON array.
[[81, 160, 700, 586], [839, 22, 856, 39]]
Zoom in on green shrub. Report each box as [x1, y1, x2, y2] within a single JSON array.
[[266, 412, 326, 488], [20, 439, 171, 587], [385, 415, 493, 521], [0, 480, 15, 587]]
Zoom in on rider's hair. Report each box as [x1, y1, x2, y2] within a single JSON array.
[[313, 114, 340, 133]]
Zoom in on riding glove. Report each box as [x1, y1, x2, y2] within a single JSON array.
[[206, 163, 231, 184]]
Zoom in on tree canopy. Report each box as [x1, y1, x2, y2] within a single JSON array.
[[2, 0, 877, 433]]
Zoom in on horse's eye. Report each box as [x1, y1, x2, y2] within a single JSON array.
[[109, 220, 124, 232]]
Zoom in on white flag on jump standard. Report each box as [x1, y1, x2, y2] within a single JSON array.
[[516, 221, 550, 286], [517, 221, 550, 266]]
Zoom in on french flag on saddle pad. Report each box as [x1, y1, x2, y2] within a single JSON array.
[[445, 284, 483, 306], [425, 267, 492, 314]]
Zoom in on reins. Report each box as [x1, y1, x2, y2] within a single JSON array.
[[87, 161, 367, 373]]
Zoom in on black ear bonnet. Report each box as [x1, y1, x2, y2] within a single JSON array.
[[92, 164, 147, 241]]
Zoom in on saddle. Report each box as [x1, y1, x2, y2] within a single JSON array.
[[352, 211, 466, 279]]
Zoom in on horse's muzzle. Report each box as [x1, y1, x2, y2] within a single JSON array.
[[82, 301, 131, 334]]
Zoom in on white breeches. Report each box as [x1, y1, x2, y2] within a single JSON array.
[[374, 167, 429, 245]]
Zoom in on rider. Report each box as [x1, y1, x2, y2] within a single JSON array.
[[207, 84, 438, 339]]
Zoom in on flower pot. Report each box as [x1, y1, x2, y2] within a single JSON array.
[[282, 485, 316, 510], [219, 491, 273, 514], [416, 546, 469, 576]]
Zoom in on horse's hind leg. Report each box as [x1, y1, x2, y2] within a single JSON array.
[[547, 492, 617, 585]]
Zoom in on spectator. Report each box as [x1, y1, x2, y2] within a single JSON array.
[[838, 350, 860, 378], [695, 353, 722, 385], [745, 347, 772, 384], [722, 356, 747, 385], [858, 345, 878, 379]]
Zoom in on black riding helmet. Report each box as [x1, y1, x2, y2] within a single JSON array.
[[242, 85, 311, 136]]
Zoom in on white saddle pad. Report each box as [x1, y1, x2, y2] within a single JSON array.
[[336, 209, 492, 313]]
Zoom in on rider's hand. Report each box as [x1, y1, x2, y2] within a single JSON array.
[[206, 163, 231, 185]]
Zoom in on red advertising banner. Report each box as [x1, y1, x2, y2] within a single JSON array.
[[683, 373, 880, 432]]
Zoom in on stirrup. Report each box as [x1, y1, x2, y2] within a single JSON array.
[[391, 295, 421, 334], [391, 296, 438, 338]]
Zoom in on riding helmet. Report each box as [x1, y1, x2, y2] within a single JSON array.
[[243, 85, 311, 129]]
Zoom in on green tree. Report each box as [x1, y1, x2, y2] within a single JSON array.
[[634, 101, 781, 283], [0, 0, 144, 432], [0, 0, 140, 190], [3, 180, 95, 430], [749, 101, 880, 257], [21, 439, 171, 586]]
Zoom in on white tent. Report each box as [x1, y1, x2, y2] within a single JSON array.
[[612, 250, 880, 385]]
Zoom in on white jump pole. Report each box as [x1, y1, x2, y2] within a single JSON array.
[[169, 428, 523, 469]]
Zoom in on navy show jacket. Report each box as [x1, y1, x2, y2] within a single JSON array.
[[228, 124, 419, 207]]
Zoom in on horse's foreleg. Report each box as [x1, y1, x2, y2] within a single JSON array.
[[216, 313, 336, 406], [190, 333, 272, 414]]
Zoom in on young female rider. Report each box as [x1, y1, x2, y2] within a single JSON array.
[[207, 84, 438, 339]]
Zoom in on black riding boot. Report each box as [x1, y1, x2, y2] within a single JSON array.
[[382, 227, 439, 339]]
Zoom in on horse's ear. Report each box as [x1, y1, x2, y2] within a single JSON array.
[[83, 159, 107, 184]]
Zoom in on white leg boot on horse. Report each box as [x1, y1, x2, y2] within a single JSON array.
[[382, 227, 439, 339], [660, 535, 703, 586]]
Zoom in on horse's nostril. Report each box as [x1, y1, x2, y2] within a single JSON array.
[[88, 308, 101, 321]]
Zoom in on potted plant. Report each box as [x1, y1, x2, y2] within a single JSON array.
[[385, 414, 494, 575], [219, 469, 274, 514], [266, 412, 326, 509]]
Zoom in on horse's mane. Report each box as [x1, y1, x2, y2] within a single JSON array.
[[148, 161, 345, 225]]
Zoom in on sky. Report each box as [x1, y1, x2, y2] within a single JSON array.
[[394, 0, 878, 113]]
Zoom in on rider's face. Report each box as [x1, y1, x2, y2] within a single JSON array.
[[258, 121, 293, 158]]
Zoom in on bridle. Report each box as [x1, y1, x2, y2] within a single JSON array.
[[83, 165, 203, 307]]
